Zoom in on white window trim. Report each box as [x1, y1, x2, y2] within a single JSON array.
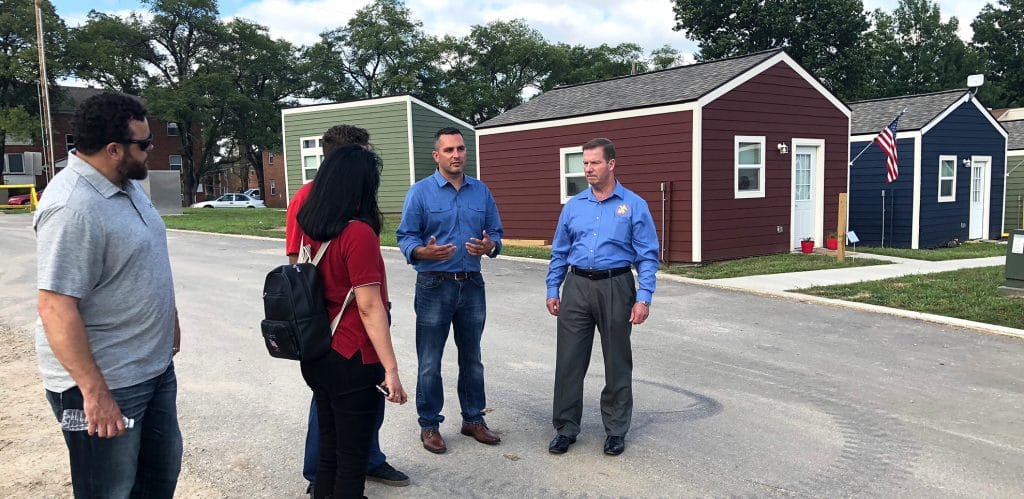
[[734, 135, 766, 199], [65, 134, 75, 151], [167, 122, 179, 136], [299, 136, 323, 184], [168, 154, 183, 170], [559, 146, 584, 204], [4, 153, 25, 174], [270, 180, 277, 196], [937, 155, 957, 203]]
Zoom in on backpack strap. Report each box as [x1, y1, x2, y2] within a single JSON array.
[[329, 288, 355, 335], [300, 234, 351, 337]]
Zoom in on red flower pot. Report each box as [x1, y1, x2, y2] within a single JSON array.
[[826, 237, 838, 250], [800, 240, 814, 254]]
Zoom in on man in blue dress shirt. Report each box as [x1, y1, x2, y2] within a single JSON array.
[[545, 137, 659, 457], [397, 127, 505, 454]]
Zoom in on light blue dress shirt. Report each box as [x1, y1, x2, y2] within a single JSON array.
[[546, 181, 659, 303], [397, 170, 504, 273]]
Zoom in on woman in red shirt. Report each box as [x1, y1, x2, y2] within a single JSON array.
[[296, 145, 407, 498]]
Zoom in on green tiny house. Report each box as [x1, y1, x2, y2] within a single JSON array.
[[1002, 119, 1024, 233], [281, 95, 475, 213]]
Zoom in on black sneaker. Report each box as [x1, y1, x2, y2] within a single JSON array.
[[366, 462, 410, 487]]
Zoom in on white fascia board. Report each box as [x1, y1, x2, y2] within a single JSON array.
[[281, 95, 411, 116], [406, 99, 416, 186], [696, 52, 851, 118], [476, 102, 699, 136], [920, 92, 1009, 138], [911, 135, 922, 249], [281, 111, 290, 205], [475, 132, 482, 181], [692, 107, 702, 263], [408, 96, 475, 130]]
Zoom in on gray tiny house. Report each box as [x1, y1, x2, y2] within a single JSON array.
[[1001, 119, 1024, 233], [280, 95, 475, 213]]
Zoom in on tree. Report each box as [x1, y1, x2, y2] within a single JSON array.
[[671, 0, 870, 99], [972, 0, 1024, 107], [66, 11, 154, 94], [544, 42, 646, 90], [650, 45, 684, 70], [859, 0, 980, 100], [0, 0, 67, 181]]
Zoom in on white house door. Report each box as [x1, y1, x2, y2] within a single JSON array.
[[792, 146, 817, 247], [969, 157, 988, 239]]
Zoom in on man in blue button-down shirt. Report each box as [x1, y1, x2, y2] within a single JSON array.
[[545, 137, 659, 457], [397, 127, 504, 454]]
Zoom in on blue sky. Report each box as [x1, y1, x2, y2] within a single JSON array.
[[50, 0, 989, 59]]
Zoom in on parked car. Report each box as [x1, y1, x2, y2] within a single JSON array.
[[189, 193, 265, 209], [7, 190, 42, 205], [243, 188, 262, 200]]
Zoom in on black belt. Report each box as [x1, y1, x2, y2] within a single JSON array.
[[570, 266, 631, 280], [424, 271, 480, 281]]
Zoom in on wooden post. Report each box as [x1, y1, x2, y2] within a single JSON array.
[[837, 193, 848, 262]]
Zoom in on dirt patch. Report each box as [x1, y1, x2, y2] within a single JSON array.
[[0, 325, 223, 498]]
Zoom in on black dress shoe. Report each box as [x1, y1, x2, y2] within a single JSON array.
[[548, 434, 576, 454], [604, 436, 625, 455]]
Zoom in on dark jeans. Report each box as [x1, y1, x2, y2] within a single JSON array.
[[301, 350, 384, 499], [46, 363, 182, 499], [414, 272, 488, 429], [303, 395, 386, 483]]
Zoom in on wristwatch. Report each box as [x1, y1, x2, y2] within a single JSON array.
[[637, 301, 650, 307]]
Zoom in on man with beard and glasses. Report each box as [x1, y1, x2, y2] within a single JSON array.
[[34, 92, 184, 498]]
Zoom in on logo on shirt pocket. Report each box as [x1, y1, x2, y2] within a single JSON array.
[[615, 204, 630, 217]]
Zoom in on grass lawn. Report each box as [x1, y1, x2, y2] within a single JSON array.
[[163, 209, 553, 258], [854, 242, 1006, 261], [798, 266, 1024, 329], [663, 252, 889, 280]]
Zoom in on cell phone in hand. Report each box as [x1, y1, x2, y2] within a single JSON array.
[[376, 383, 390, 396]]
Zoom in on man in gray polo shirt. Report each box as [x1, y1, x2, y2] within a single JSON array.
[[35, 92, 183, 498]]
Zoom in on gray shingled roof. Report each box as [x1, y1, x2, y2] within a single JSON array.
[[849, 90, 967, 135], [53, 86, 143, 113], [477, 49, 783, 129], [1005, 119, 1024, 151]]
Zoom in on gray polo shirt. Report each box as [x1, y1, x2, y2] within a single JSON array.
[[34, 153, 176, 393]]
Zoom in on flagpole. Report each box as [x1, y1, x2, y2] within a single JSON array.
[[881, 190, 885, 247], [849, 107, 908, 166]]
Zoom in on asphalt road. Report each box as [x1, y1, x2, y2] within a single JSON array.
[[1, 212, 1023, 498]]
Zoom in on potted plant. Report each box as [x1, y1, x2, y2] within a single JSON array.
[[800, 237, 815, 254], [825, 232, 839, 250]]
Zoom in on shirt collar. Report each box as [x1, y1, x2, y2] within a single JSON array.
[[584, 180, 624, 202], [431, 169, 476, 189], [67, 153, 125, 199]]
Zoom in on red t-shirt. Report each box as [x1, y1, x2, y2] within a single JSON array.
[[303, 221, 388, 364], [285, 182, 313, 256]]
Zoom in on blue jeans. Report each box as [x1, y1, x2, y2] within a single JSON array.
[[46, 363, 182, 499], [414, 272, 488, 429], [303, 396, 386, 483]]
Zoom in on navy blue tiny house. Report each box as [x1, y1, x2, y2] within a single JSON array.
[[848, 90, 1007, 248]]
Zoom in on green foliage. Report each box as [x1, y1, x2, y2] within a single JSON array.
[[971, 0, 1024, 107], [799, 266, 1024, 329], [665, 253, 888, 279], [649, 45, 684, 70], [859, 0, 980, 100], [670, 0, 870, 99], [854, 242, 1007, 261], [66, 11, 153, 94]]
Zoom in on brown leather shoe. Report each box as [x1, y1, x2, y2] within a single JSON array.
[[420, 428, 447, 454], [460, 421, 501, 445]]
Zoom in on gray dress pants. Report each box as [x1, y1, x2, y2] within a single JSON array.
[[552, 271, 636, 438]]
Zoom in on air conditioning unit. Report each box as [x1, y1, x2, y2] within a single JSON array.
[[24, 152, 43, 175]]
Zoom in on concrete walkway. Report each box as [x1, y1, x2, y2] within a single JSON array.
[[658, 252, 1024, 340]]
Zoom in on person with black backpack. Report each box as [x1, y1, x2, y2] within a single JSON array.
[[295, 145, 408, 499]]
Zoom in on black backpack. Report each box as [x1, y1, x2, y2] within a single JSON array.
[[260, 240, 348, 361]]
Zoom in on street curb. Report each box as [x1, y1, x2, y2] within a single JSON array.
[[166, 229, 1023, 340], [658, 273, 1024, 341]]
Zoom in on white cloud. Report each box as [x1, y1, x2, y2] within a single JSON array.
[[232, 0, 361, 45]]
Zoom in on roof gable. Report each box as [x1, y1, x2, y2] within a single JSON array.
[[1004, 119, 1024, 151], [477, 49, 783, 129], [849, 90, 966, 135]]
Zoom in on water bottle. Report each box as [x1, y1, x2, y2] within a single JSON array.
[[60, 409, 135, 431]]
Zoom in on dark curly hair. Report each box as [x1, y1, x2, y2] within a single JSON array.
[[322, 124, 370, 156], [72, 92, 147, 155]]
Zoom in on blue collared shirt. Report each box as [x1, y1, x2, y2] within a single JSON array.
[[546, 181, 659, 303], [397, 170, 504, 273]]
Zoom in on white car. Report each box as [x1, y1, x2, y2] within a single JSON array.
[[243, 188, 262, 200], [190, 193, 265, 209]]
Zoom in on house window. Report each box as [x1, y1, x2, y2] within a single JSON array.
[[268, 152, 275, 165], [169, 155, 182, 171], [4, 153, 25, 174], [735, 136, 765, 198], [270, 180, 277, 196], [167, 122, 179, 136], [300, 136, 323, 183], [559, 146, 586, 203], [65, 134, 75, 152], [938, 155, 956, 202]]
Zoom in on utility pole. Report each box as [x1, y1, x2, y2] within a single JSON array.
[[34, 0, 57, 182]]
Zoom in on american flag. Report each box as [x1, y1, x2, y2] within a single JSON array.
[[874, 115, 901, 183]]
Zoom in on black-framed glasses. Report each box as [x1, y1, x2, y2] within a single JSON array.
[[121, 132, 154, 150]]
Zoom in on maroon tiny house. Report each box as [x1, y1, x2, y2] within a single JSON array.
[[476, 50, 850, 263]]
